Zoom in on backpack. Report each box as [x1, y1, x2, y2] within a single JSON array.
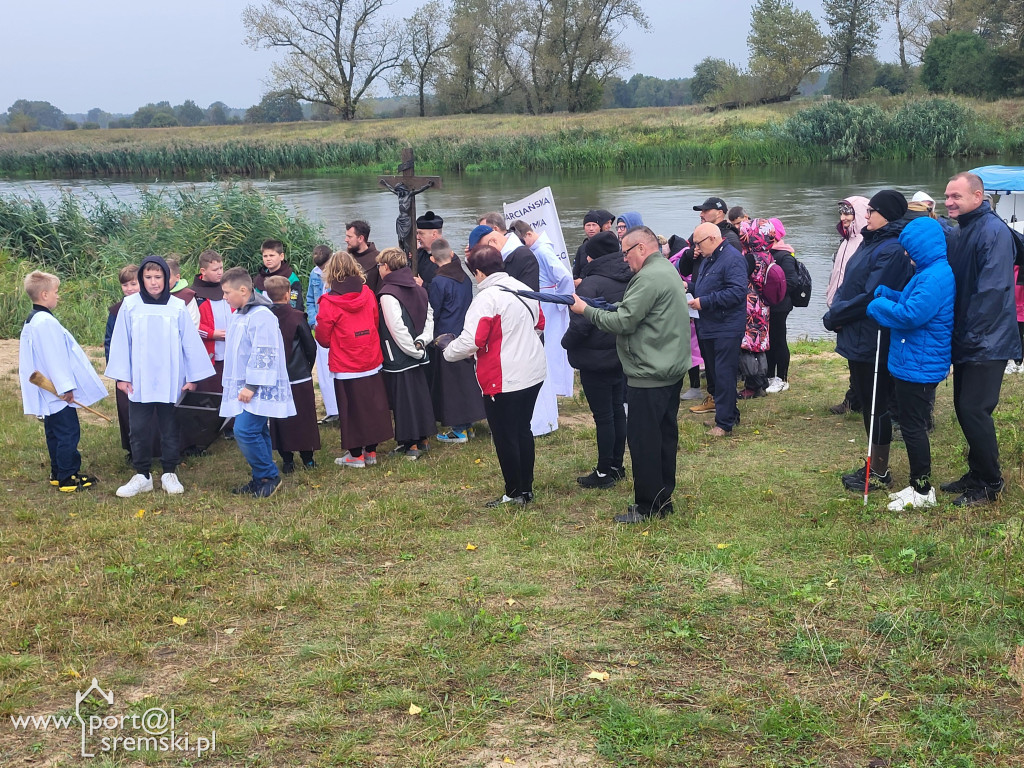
[[789, 257, 813, 307], [762, 261, 787, 306]]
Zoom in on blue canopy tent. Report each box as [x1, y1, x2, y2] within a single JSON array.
[[970, 166, 1024, 227]]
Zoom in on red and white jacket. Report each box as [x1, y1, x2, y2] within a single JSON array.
[[443, 271, 546, 396]]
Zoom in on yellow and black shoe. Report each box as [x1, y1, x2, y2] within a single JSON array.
[[49, 473, 59, 487], [72, 473, 97, 489], [57, 476, 81, 493]]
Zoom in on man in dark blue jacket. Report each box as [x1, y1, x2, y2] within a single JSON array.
[[688, 222, 748, 436], [941, 171, 1022, 506]]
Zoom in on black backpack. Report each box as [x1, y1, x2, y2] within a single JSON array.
[[789, 256, 813, 307]]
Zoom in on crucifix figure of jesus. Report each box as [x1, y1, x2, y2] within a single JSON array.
[[378, 148, 442, 274]]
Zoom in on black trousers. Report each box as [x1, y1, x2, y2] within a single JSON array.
[[483, 382, 542, 498], [952, 360, 1005, 487], [767, 310, 791, 380], [44, 405, 81, 481], [893, 378, 937, 491], [844, 361, 862, 411], [848, 357, 892, 446], [129, 401, 180, 475], [626, 379, 683, 515], [579, 368, 626, 473], [703, 335, 742, 430]]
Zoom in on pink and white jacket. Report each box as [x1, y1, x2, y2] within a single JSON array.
[[826, 195, 870, 307], [443, 271, 546, 396]]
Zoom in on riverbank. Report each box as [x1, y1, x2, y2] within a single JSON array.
[[2, 337, 1022, 766], [2, 97, 1023, 178]]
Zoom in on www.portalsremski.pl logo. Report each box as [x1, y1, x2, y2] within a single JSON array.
[[9, 678, 216, 758]]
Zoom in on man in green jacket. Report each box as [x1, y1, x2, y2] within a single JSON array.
[[570, 225, 691, 524]]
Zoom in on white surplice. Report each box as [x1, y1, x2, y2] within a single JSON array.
[[20, 309, 108, 417], [105, 293, 215, 403], [531, 232, 574, 396], [219, 301, 296, 419]]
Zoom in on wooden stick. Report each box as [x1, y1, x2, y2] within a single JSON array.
[[28, 371, 113, 423]]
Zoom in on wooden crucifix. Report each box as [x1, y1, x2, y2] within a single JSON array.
[[379, 147, 442, 275]]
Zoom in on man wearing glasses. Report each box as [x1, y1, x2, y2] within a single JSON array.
[[569, 226, 691, 524]]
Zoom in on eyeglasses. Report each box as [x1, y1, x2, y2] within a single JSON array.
[[694, 235, 714, 247], [616, 223, 627, 230], [623, 242, 642, 257], [866, 207, 875, 214]]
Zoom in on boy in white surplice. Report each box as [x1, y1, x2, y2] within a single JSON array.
[[106, 255, 214, 498], [220, 267, 295, 498]]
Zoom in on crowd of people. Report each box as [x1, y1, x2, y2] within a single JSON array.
[[17, 171, 1023, 521]]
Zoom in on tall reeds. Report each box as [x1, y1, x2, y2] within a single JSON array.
[[0, 99, 1011, 178]]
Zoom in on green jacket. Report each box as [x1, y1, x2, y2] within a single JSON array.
[[582, 252, 691, 388]]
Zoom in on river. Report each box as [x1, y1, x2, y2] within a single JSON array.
[[0, 158, 1015, 340]]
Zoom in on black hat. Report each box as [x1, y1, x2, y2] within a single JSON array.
[[586, 231, 621, 260], [583, 210, 603, 226], [416, 210, 443, 230], [867, 190, 908, 224], [596, 209, 615, 226], [693, 196, 728, 213]]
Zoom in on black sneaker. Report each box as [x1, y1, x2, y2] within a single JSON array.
[[318, 414, 339, 425], [57, 476, 82, 493], [253, 476, 282, 498], [281, 461, 296, 475], [614, 503, 670, 524], [484, 494, 527, 508], [842, 463, 893, 492], [303, 460, 317, 470], [231, 479, 257, 495], [829, 399, 853, 415], [609, 466, 627, 480], [577, 469, 617, 489], [952, 479, 1004, 507], [940, 472, 978, 494]]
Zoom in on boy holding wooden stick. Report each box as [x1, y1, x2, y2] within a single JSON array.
[[19, 271, 108, 493]]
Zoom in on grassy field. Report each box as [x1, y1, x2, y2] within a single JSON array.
[[1, 338, 1023, 767], [1, 97, 1023, 177]]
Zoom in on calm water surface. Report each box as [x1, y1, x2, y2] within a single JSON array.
[[2, 158, 1017, 339]]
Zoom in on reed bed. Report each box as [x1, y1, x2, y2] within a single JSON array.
[[0, 98, 1017, 179]]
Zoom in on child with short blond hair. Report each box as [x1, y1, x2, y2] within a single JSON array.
[[19, 271, 108, 492]]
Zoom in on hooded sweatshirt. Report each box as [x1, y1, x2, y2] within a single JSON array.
[[616, 211, 644, 233], [866, 217, 954, 384], [826, 196, 869, 307], [315, 276, 383, 375]]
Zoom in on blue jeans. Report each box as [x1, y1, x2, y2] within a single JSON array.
[[234, 410, 278, 481]]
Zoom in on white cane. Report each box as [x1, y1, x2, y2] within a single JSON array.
[[863, 328, 882, 506]]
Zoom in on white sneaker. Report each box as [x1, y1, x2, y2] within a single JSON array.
[[1005, 360, 1018, 376], [680, 387, 704, 401], [335, 451, 366, 468], [886, 485, 937, 511], [765, 377, 783, 393], [161, 472, 184, 495], [116, 473, 154, 498]]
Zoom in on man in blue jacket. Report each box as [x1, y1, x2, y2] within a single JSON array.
[[941, 172, 1021, 506], [688, 222, 748, 436]]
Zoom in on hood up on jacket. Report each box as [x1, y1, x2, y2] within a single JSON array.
[[238, 288, 274, 315], [138, 255, 171, 305], [899, 217, 948, 273], [838, 196, 870, 241], [616, 211, 644, 231]]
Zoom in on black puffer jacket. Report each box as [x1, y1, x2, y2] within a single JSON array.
[[561, 252, 633, 372], [823, 219, 912, 363], [947, 201, 1021, 364]]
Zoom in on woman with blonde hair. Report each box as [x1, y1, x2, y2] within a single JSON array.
[[314, 251, 393, 468]]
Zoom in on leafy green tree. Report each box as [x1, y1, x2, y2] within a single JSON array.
[[397, 0, 453, 117], [7, 100, 65, 130], [206, 102, 230, 125], [174, 99, 206, 126], [691, 58, 738, 103], [748, 0, 828, 102], [824, 0, 881, 99], [245, 91, 304, 123], [149, 112, 180, 128], [920, 30, 996, 97], [7, 112, 38, 132], [873, 61, 912, 93], [825, 56, 880, 98]]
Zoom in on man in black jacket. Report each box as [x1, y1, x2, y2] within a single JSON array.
[[573, 210, 614, 283], [693, 196, 744, 253], [468, 224, 540, 291], [941, 171, 1021, 506]]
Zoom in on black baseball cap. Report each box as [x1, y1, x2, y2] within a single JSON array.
[[693, 197, 727, 212]]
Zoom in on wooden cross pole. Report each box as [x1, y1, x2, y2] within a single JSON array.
[[378, 147, 442, 275]]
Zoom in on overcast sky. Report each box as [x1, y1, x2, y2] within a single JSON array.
[[4, 1, 895, 114]]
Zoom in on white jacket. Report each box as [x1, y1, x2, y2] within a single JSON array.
[[444, 271, 546, 396]]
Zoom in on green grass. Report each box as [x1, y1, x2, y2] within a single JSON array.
[[1, 340, 1023, 766], [1, 96, 1023, 178]]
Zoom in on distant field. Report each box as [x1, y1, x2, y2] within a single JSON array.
[[0, 97, 1022, 178]]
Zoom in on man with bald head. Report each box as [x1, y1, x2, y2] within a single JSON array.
[[940, 171, 1021, 506], [688, 222, 748, 437], [570, 225, 690, 524]]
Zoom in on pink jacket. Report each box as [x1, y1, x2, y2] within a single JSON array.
[[826, 196, 870, 307]]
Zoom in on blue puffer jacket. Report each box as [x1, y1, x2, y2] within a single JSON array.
[[866, 218, 955, 384], [823, 219, 912, 363], [946, 201, 1021, 364]]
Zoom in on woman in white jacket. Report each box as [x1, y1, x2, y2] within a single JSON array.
[[442, 245, 546, 507]]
